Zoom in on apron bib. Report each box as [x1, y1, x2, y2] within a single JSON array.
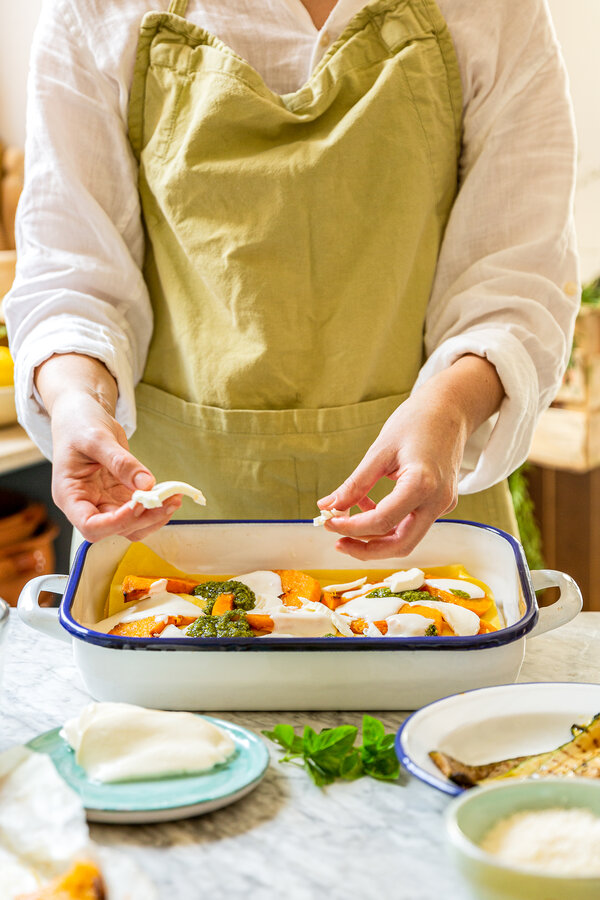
[[127, 0, 517, 534]]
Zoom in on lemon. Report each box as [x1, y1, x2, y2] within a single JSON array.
[[0, 346, 14, 387]]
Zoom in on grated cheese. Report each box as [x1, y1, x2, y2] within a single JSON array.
[[479, 807, 600, 875]]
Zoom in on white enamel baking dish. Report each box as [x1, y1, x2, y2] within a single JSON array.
[[17, 519, 582, 711]]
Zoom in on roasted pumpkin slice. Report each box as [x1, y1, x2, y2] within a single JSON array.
[[109, 615, 197, 637], [275, 570, 321, 606], [122, 575, 199, 603], [17, 860, 105, 900]]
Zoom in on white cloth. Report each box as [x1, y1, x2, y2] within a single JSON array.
[[5, 0, 579, 492]]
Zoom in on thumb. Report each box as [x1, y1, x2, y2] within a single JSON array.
[[319, 451, 386, 512], [93, 435, 155, 492]]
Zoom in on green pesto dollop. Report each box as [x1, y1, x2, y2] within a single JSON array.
[[186, 610, 254, 638], [396, 590, 432, 604], [449, 588, 471, 600], [425, 623, 438, 636], [192, 580, 256, 614], [366, 587, 432, 604]]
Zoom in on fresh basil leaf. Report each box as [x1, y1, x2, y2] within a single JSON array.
[[302, 725, 319, 757], [361, 715, 385, 750], [340, 749, 364, 781], [309, 727, 358, 776], [362, 748, 400, 781], [262, 724, 303, 754], [262, 717, 400, 787], [305, 759, 336, 787]]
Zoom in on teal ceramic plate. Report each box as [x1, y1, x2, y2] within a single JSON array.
[[27, 717, 269, 823]]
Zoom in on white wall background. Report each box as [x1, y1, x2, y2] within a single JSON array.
[[0, 0, 598, 279]]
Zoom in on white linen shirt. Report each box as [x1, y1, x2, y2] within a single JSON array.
[[5, 0, 580, 492]]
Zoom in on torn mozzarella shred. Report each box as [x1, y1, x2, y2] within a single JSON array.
[[158, 624, 188, 639], [322, 576, 368, 592], [148, 578, 168, 594], [340, 581, 387, 600], [128, 480, 207, 510], [385, 568, 425, 592], [313, 508, 344, 526], [331, 611, 354, 636], [364, 622, 383, 637]]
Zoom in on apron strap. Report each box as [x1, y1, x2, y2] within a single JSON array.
[[168, 0, 188, 16]]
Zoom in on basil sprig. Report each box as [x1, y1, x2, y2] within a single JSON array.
[[262, 715, 400, 787]]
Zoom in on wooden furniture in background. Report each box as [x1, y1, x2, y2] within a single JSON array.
[[528, 304, 600, 611], [526, 464, 600, 612], [0, 142, 23, 250], [0, 142, 23, 300]]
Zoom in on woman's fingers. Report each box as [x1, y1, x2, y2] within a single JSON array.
[[82, 429, 154, 492], [64, 495, 182, 543], [326, 466, 437, 537], [318, 449, 388, 514], [333, 506, 438, 560]]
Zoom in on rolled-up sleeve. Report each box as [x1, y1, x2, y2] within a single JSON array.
[[415, 0, 580, 493], [4, 0, 152, 460]]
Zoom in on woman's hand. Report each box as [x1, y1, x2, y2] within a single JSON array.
[[318, 355, 504, 559], [36, 354, 181, 542]]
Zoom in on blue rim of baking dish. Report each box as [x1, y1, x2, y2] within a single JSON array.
[[58, 518, 538, 652]]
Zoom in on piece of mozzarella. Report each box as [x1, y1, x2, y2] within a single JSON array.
[[93, 592, 203, 633], [385, 568, 425, 593], [407, 599, 480, 636], [128, 480, 206, 510], [313, 508, 344, 526], [384, 613, 437, 637]]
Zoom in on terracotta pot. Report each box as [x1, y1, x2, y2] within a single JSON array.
[[0, 491, 47, 549], [0, 519, 59, 607], [0, 492, 59, 606]]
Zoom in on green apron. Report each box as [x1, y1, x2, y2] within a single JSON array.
[[127, 0, 518, 534]]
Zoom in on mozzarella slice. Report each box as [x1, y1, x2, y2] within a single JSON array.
[[233, 571, 283, 612], [93, 592, 203, 633], [385, 568, 425, 592], [407, 599, 480, 636], [128, 480, 206, 510], [61, 702, 235, 783], [269, 602, 333, 637], [385, 614, 436, 637], [336, 592, 403, 621]]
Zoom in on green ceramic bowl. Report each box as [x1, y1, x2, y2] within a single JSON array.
[[445, 778, 600, 900]]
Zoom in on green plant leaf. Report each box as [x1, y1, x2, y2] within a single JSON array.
[[261, 725, 303, 755], [361, 715, 385, 750]]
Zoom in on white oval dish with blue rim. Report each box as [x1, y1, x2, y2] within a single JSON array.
[[396, 682, 600, 795], [26, 716, 269, 823]]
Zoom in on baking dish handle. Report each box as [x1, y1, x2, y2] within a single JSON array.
[[17, 574, 70, 644], [527, 569, 583, 638]]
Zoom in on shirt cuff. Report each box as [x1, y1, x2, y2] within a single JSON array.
[[14, 315, 138, 461], [412, 329, 540, 494]]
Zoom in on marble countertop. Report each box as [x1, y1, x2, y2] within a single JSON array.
[[2, 611, 599, 900]]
